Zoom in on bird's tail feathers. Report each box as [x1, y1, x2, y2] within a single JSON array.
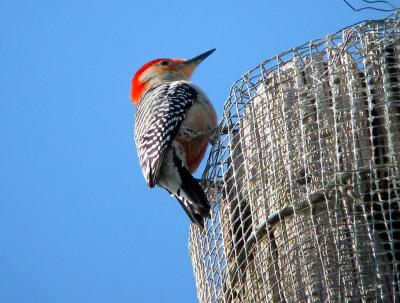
[[175, 167, 210, 229], [174, 196, 207, 229]]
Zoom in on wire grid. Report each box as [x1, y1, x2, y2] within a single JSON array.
[[189, 13, 400, 303]]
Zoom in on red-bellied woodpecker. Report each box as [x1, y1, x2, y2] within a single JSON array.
[[130, 49, 217, 229]]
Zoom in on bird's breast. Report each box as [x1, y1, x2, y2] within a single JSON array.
[[176, 97, 217, 173]]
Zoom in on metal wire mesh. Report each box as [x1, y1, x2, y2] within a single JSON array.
[[189, 12, 400, 303]]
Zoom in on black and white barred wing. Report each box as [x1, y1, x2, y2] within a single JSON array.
[[134, 81, 198, 188]]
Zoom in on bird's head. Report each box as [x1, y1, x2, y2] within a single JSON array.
[[130, 49, 215, 106]]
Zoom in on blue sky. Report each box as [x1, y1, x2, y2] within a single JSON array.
[[0, 1, 395, 302]]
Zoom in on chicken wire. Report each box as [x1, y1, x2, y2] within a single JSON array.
[[189, 12, 400, 303]]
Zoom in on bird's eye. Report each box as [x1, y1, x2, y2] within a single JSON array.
[[159, 60, 171, 66]]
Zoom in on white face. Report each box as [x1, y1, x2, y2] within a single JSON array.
[[139, 60, 193, 86]]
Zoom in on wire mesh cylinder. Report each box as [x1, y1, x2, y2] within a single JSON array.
[[189, 13, 400, 303]]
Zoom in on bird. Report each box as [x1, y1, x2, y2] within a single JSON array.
[[130, 49, 218, 229]]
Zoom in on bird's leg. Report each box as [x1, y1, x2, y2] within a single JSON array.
[[178, 127, 223, 145], [209, 127, 220, 145], [209, 125, 237, 144], [178, 127, 214, 139], [178, 127, 200, 139]]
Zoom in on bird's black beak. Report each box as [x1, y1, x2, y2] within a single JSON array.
[[184, 49, 216, 66]]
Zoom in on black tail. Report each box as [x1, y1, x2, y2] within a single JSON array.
[[168, 149, 210, 228], [175, 196, 207, 229], [173, 156, 210, 229]]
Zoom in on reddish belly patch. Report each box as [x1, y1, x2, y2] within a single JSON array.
[[185, 138, 209, 173]]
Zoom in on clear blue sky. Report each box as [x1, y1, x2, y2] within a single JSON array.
[[0, 1, 395, 302]]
